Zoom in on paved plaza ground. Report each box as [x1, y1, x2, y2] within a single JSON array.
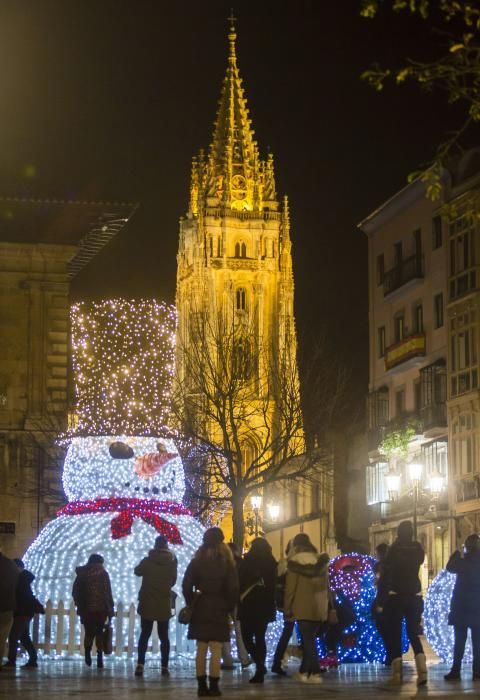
[[0, 656, 478, 699]]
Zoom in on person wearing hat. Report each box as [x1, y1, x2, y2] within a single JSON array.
[[444, 533, 480, 681], [182, 527, 239, 697], [134, 535, 177, 677], [5, 559, 44, 669]]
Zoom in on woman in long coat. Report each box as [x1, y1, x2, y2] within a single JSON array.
[[238, 537, 277, 684], [134, 535, 177, 677], [182, 527, 238, 697], [72, 553, 114, 669], [444, 533, 480, 681]]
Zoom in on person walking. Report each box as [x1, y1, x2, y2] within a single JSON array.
[[444, 533, 480, 681], [271, 539, 294, 675], [383, 520, 426, 686], [372, 543, 391, 665], [5, 559, 44, 669], [134, 535, 177, 677], [221, 542, 250, 670], [0, 551, 19, 671], [182, 527, 238, 697], [72, 553, 114, 669], [284, 533, 330, 684], [238, 537, 277, 684]]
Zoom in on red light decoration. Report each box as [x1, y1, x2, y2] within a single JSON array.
[[58, 498, 191, 544]]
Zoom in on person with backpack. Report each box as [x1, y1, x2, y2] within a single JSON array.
[[182, 527, 238, 697], [5, 559, 44, 669], [72, 553, 114, 669], [284, 533, 330, 684], [134, 535, 177, 677], [238, 537, 277, 684]]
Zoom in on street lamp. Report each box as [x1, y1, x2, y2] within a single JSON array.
[[267, 502, 280, 522], [409, 461, 423, 540], [429, 470, 444, 498], [385, 469, 401, 501], [250, 495, 262, 537]]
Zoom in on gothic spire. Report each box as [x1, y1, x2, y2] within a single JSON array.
[[189, 16, 278, 215]]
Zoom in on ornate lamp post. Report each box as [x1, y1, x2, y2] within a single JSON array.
[[250, 494, 262, 537], [267, 502, 280, 523], [409, 461, 423, 539], [385, 469, 401, 502]]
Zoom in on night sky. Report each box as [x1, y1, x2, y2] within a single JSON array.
[[0, 0, 468, 406]]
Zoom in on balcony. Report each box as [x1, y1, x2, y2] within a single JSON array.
[[421, 403, 447, 435], [385, 333, 426, 372], [383, 254, 424, 297]]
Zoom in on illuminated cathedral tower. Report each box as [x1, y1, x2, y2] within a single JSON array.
[[177, 18, 296, 377], [176, 20, 302, 538]]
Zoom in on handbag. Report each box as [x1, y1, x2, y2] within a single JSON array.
[[178, 591, 200, 625], [102, 622, 113, 655], [240, 577, 265, 602]]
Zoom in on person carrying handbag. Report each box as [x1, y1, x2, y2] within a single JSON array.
[[238, 537, 277, 684], [182, 527, 238, 697]]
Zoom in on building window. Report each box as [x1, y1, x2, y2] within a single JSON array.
[[394, 315, 404, 343], [414, 303, 423, 334], [434, 293, 444, 329], [289, 490, 298, 519], [367, 387, 389, 430], [235, 241, 247, 258], [376, 254, 385, 286], [413, 228, 422, 257], [432, 215, 442, 249], [449, 214, 476, 299], [452, 414, 476, 477], [394, 241, 403, 266], [420, 360, 447, 407], [395, 388, 405, 416], [233, 339, 252, 380], [236, 287, 247, 311], [414, 380, 422, 412], [378, 326, 386, 358], [451, 310, 478, 397], [366, 461, 388, 505], [422, 439, 448, 480]]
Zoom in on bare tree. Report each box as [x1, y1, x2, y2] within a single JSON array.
[[170, 310, 345, 548]]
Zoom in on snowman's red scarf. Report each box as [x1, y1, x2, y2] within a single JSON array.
[[58, 498, 191, 544]]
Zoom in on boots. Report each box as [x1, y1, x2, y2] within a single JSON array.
[[197, 675, 209, 697], [415, 653, 427, 686], [208, 677, 221, 697], [84, 647, 92, 667], [97, 651, 104, 669], [388, 657, 402, 685]]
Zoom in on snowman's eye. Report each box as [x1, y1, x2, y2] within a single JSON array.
[[109, 441, 134, 459]]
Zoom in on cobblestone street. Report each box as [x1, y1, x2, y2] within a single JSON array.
[[0, 657, 477, 699]]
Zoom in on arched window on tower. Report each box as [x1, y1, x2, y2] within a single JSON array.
[[236, 287, 247, 311], [233, 339, 251, 380], [235, 241, 247, 258]]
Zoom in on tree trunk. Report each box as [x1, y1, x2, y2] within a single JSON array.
[[231, 492, 246, 550]]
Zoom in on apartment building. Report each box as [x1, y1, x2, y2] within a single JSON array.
[[360, 177, 449, 583]]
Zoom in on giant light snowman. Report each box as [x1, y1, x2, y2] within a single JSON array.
[[23, 299, 204, 653]]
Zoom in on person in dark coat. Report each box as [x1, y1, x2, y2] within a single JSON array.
[[383, 521, 426, 686], [0, 551, 19, 670], [221, 542, 250, 670], [271, 539, 294, 675], [372, 543, 391, 665], [5, 559, 44, 668], [134, 535, 177, 677], [238, 537, 277, 684], [444, 533, 480, 681], [182, 527, 238, 697], [72, 553, 114, 669]]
